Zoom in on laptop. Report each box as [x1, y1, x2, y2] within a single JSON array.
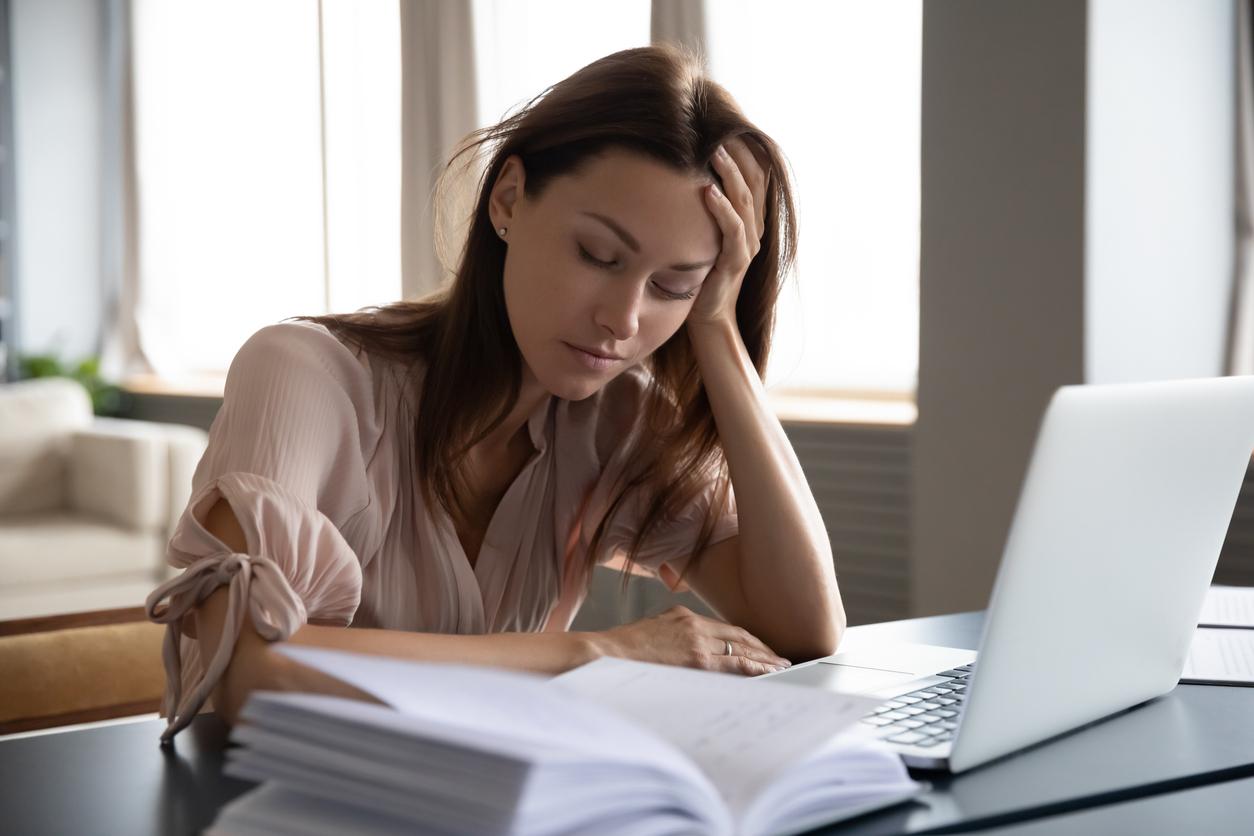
[[762, 376, 1254, 773]]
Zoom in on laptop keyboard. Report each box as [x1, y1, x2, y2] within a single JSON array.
[[858, 662, 975, 748]]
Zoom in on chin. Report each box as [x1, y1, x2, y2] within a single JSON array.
[[521, 345, 613, 401], [545, 376, 604, 402], [530, 360, 610, 402]]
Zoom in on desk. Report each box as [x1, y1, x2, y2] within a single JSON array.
[[1, 612, 1251, 836], [975, 775, 1254, 835]]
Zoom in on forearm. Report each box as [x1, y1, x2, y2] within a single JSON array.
[[285, 621, 602, 678], [198, 587, 602, 726], [689, 320, 845, 656]]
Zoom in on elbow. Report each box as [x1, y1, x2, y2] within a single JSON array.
[[827, 593, 848, 653], [807, 547, 846, 658], [213, 663, 251, 729], [216, 695, 243, 730], [212, 636, 275, 728], [822, 576, 848, 655], [829, 603, 848, 655], [787, 599, 847, 663]]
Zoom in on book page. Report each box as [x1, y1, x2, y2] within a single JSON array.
[[1181, 628, 1254, 684], [1198, 585, 1254, 628], [272, 645, 709, 786], [552, 657, 882, 812]]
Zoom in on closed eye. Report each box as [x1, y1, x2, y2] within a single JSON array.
[[652, 283, 697, 301], [577, 244, 617, 269], [579, 244, 697, 301]]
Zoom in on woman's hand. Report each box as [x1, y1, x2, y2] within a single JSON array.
[[590, 605, 792, 676], [687, 136, 770, 330]]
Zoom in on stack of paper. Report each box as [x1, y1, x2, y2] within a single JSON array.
[[1197, 584, 1254, 628], [1182, 585, 1254, 686], [206, 646, 924, 836]]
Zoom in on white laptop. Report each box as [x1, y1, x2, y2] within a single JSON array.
[[763, 376, 1254, 773]]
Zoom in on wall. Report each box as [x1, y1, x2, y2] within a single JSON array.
[[914, 0, 1089, 616], [914, 0, 1237, 617]]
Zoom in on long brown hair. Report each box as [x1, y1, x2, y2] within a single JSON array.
[[302, 44, 797, 587]]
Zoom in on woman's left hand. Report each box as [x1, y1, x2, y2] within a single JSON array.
[[687, 136, 770, 329]]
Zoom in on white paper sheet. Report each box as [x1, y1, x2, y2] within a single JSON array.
[[1181, 627, 1254, 684], [551, 657, 882, 812], [270, 646, 731, 832], [272, 645, 706, 784], [1198, 585, 1254, 629]]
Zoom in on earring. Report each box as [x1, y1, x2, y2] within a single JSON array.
[[497, 227, 507, 238]]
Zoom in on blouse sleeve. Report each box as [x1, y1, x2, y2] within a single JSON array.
[[144, 323, 374, 744]]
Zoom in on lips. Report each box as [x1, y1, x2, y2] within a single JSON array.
[[563, 341, 623, 371], [568, 343, 623, 361]]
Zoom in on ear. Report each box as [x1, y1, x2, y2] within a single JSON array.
[[488, 154, 526, 233]]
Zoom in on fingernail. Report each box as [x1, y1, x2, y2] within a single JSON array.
[[716, 144, 729, 159]]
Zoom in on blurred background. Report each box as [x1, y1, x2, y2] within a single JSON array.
[[0, 0, 1250, 641]]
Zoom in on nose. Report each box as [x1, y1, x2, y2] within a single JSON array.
[[593, 279, 642, 342]]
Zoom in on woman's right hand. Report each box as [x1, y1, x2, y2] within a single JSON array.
[[590, 605, 792, 676]]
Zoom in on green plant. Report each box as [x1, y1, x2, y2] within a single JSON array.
[[18, 353, 125, 416]]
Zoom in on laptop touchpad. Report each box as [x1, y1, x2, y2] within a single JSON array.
[[780, 662, 921, 694]]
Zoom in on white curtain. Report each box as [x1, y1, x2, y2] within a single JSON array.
[[106, 0, 682, 376], [650, 0, 706, 58], [1228, 0, 1254, 375], [98, 0, 150, 382], [113, 0, 416, 377], [399, 0, 479, 300]]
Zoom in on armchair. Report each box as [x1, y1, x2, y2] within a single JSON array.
[[0, 378, 207, 620]]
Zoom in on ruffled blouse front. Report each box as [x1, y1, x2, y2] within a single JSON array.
[[145, 322, 737, 742]]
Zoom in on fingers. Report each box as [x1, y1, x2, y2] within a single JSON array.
[[710, 137, 767, 245], [718, 625, 785, 664], [711, 636, 791, 676], [704, 181, 748, 273], [656, 605, 791, 676], [725, 138, 768, 241], [726, 654, 788, 677]]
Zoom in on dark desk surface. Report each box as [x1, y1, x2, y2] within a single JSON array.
[[0, 709, 245, 836], [1, 612, 1251, 836], [975, 775, 1254, 836], [819, 614, 1254, 836]]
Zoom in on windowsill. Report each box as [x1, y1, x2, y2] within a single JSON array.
[[123, 373, 226, 398], [123, 376, 917, 427], [769, 392, 916, 426]]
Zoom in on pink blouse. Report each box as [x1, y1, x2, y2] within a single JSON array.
[[145, 322, 737, 742]]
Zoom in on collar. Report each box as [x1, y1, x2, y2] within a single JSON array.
[[524, 393, 554, 454]]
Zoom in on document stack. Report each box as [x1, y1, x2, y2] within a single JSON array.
[[206, 646, 923, 836]]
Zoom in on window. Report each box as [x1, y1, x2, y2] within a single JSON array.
[[130, 0, 400, 377], [471, 0, 649, 127], [707, 1, 922, 396], [320, 1, 402, 316], [129, 0, 919, 396]]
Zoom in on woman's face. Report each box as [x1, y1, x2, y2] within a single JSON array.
[[490, 148, 720, 401]]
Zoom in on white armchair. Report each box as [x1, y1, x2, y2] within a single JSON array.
[[0, 378, 208, 620]]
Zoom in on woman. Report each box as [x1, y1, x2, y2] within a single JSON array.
[[146, 44, 845, 744]]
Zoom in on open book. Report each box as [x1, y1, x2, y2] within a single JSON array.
[[208, 646, 924, 836]]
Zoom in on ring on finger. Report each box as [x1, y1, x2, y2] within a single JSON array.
[[724, 639, 734, 657]]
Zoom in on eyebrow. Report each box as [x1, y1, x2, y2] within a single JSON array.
[[579, 211, 717, 272]]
